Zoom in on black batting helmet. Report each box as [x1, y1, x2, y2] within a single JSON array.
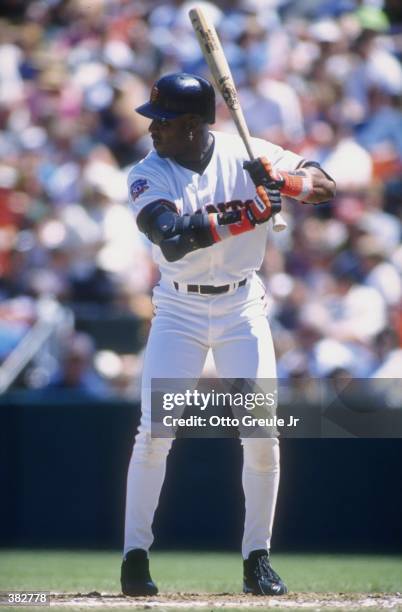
[[136, 73, 215, 124]]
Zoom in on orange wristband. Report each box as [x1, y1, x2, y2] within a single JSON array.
[[279, 171, 313, 200], [208, 210, 255, 242]]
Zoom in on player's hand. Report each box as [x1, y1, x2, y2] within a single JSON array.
[[244, 156, 315, 202], [243, 157, 284, 191], [246, 185, 282, 225]]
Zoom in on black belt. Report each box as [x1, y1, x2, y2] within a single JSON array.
[[174, 278, 247, 295]]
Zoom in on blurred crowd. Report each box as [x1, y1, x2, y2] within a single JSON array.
[[0, 0, 402, 398]]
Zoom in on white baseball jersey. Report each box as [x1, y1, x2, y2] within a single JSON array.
[[128, 131, 303, 284]]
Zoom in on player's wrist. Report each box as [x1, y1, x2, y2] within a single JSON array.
[[278, 170, 313, 200], [208, 208, 255, 241]]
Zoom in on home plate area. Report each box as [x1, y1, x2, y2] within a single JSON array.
[[50, 591, 402, 609]]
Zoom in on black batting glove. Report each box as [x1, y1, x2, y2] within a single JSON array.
[[243, 157, 284, 191], [246, 184, 282, 225]]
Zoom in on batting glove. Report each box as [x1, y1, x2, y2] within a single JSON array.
[[243, 157, 283, 189], [244, 156, 313, 201], [246, 184, 282, 225]]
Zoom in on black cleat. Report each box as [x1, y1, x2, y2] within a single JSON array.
[[121, 549, 158, 596], [243, 549, 288, 596]]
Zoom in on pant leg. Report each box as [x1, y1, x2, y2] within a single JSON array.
[[124, 310, 208, 555], [240, 437, 280, 558], [212, 282, 279, 559], [124, 431, 173, 555]]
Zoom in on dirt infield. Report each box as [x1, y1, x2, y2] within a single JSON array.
[[49, 591, 402, 609]]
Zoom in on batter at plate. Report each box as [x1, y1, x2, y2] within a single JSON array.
[[122, 72, 336, 597]]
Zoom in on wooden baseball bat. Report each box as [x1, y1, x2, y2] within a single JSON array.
[[189, 6, 287, 232]]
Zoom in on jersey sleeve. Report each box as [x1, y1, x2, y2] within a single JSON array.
[[127, 157, 178, 220], [251, 136, 304, 173]]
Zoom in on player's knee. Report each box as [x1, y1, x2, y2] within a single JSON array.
[[242, 437, 280, 473], [132, 431, 173, 465]]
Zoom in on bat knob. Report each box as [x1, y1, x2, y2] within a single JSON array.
[[272, 213, 287, 232]]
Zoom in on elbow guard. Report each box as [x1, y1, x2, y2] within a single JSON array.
[[160, 211, 215, 261], [137, 200, 215, 261], [137, 200, 178, 244]]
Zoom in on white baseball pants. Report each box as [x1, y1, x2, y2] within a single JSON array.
[[124, 274, 280, 559]]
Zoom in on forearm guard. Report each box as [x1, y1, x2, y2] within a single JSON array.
[[137, 200, 215, 262]]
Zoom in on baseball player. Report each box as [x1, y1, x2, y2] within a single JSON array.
[[122, 73, 335, 596]]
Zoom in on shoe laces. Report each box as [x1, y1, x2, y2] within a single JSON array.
[[255, 554, 279, 582]]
